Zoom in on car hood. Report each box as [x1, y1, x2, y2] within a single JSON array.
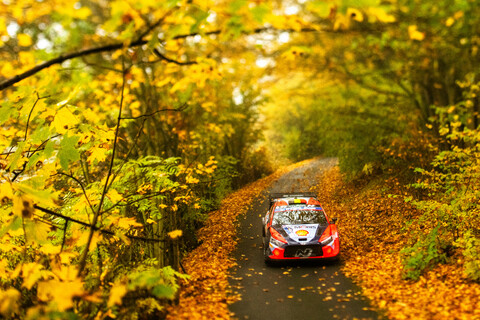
[[281, 224, 321, 243]]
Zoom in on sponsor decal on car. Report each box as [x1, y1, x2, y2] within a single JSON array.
[[275, 206, 323, 212], [294, 247, 314, 257], [295, 229, 309, 236], [283, 224, 319, 242]]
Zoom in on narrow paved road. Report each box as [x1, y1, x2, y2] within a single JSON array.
[[229, 158, 379, 320]]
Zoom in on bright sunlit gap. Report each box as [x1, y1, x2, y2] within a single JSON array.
[[284, 5, 299, 15], [256, 57, 273, 68]]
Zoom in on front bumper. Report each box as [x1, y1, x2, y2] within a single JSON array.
[[266, 238, 340, 260]]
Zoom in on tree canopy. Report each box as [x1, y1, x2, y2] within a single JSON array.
[[1, 0, 480, 318]]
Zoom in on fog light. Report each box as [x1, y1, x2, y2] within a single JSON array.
[[324, 246, 333, 255], [273, 248, 282, 257]]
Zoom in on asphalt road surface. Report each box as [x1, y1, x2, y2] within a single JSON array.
[[229, 158, 379, 320]]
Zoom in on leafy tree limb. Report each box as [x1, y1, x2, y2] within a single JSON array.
[[0, 26, 327, 91], [33, 204, 167, 242]]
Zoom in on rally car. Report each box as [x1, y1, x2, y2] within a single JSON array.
[[262, 193, 339, 263]]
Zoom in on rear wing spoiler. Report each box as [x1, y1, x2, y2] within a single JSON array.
[[269, 192, 317, 205]]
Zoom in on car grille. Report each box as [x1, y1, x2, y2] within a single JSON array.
[[284, 245, 323, 258]]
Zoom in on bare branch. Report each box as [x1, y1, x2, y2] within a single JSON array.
[[53, 172, 96, 219], [0, 41, 143, 91], [78, 60, 127, 275], [120, 103, 187, 120], [153, 48, 196, 65], [34, 205, 167, 242]]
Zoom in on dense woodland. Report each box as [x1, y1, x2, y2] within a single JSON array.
[[0, 0, 479, 318]]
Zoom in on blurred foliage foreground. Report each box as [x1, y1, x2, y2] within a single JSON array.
[[1, 0, 480, 319]]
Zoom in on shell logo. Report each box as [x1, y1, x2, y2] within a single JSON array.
[[295, 230, 309, 236]]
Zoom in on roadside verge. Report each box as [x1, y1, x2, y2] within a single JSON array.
[[166, 161, 310, 320], [316, 166, 480, 320]]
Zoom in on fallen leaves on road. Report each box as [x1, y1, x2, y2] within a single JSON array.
[[317, 167, 480, 320], [166, 161, 311, 320]]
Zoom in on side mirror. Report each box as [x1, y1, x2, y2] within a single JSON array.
[[331, 218, 338, 224]]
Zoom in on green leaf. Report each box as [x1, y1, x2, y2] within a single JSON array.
[[44, 139, 55, 159], [58, 134, 80, 171], [6, 142, 26, 171], [229, 0, 247, 13], [251, 4, 270, 23], [0, 101, 14, 125], [190, 8, 209, 33], [0, 216, 21, 239], [152, 285, 175, 299], [306, 1, 332, 17]]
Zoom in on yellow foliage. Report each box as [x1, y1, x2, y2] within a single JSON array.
[[0, 288, 20, 317], [408, 25, 425, 41], [17, 33, 32, 47], [51, 264, 80, 282], [58, 252, 78, 265], [13, 194, 34, 218], [38, 243, 61, 255], [445, 17, 455, 27], [367, 7, 396, 23], [53, 107, 79, 134], [37, 278, 85, 311], [0, 16, 6, 35], [168, 229, 183, 239], [347, 8, 364, 22], [0, 182, 13, 201], [281, 46, 308, 61], [73, 6, 91, 19], [0, 260, 8, 278], [107, 189, 123, 203], [18, 51, 35, 68], [87, 145, 108, 164], [20, 262, 46, 290], [0, 61, 13, 77], [186, 175, 200, 184], [108, 283, 128, 307], [115, 217, 143, 229], [76, 230, 101, 249], [166, 163, 304, 319]]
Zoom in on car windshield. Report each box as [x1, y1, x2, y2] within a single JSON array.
[[272, 207, 327, 225]]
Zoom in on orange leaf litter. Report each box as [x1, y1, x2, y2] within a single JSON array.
[[316, 167, 480, 320], [168, 162, 480, 320], [166, 161, 310, 320]]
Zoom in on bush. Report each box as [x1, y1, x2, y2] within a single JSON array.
[[461, 231, 480, 282], [401, 226, 448, 280]]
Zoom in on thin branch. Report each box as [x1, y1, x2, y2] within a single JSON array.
[[0, 41, 145, 91], [53, 172, 96, 219], [24, 92, 40, 141], [107, 118, 146, 191], [153, 48, 196, 65], [78, 60, 127, 275], [119, 103, 187, 120], [27, 134, 60, 157], [33, 205, 167, 242], [102, 190, 166, 214], [82, 61, 124, 73], [0, 25, 333, 91], [339, 66, 408, 98]]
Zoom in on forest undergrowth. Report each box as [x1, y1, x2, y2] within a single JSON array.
[[165, 161, 309, 320], [317, 167, 480, 320]]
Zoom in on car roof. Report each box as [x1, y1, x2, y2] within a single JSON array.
[[269, 193, 322, 207]]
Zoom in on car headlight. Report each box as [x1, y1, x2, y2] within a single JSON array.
[[320, 236, 333, 246], [270, 237, 285, 247]]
